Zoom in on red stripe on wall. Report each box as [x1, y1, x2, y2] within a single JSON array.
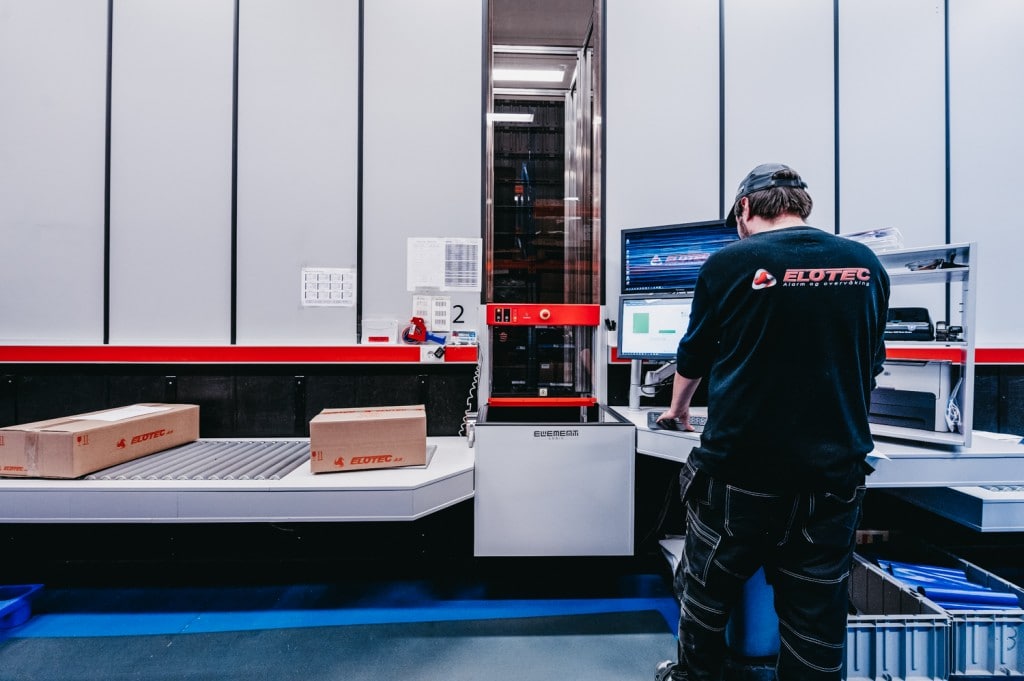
[[3, 345, 1024, 365], [976, 348, 1024, 365], [0, 345, 478, 364]]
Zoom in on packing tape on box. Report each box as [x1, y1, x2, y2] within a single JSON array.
[[25, 432, 38, 477]]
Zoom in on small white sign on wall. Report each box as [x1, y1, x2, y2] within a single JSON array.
[[301, 267, 356, 307], [413, 294, 452, 332]]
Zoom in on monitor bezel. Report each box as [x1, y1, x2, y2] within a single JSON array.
[[620, 218, 737, 296], [616, 293, 694, 361]]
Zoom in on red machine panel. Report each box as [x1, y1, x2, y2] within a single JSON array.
[[486, 304, 601, 327]]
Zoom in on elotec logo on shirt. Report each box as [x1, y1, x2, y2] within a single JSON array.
[[781, 267, 871, 288], [751, 269, 777, 290], [752, 266, 872, 290]]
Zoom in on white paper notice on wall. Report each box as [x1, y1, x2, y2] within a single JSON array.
[[406, 237, 482, 292], [301, 267, 356, 307]]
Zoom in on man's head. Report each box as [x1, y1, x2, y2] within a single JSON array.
[[726, 163, 812, 237]]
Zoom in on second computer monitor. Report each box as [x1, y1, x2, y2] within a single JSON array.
[[617, 295, 694, 361]]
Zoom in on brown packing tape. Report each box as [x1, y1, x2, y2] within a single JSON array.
[[25, 431, 39, 478]]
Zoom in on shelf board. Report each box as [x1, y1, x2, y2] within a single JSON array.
[[886, 344, 967, 363], [871, 423, 967, 447], [886, 267, 969, 284]]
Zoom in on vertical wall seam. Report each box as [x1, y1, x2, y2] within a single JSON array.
[[599, 0, 607, 306], [719, 0, 725, 219], [944, 0, 951, 246], [103, 0, 113, 344], [356, 0, 365, 341], [833, 0, 840, 235], [230, 0, 240, 344], [945, 0, 952, 318], [481, 0, 488, 307]]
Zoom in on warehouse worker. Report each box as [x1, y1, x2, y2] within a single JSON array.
[[655, 163, 890, 681]]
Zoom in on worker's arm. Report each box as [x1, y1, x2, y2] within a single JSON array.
[[656, 371, 703, 431]]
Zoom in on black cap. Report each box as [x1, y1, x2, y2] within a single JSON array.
[[726, 163, 808, 228]]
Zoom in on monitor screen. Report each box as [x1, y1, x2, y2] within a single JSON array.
[[617, 295, 693, 361], [621, 219, 738, 294]]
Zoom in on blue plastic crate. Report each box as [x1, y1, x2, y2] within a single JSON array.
[[0, 584, 44, 629]]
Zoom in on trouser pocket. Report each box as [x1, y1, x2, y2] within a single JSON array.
[[678, 460, 699, 504], [803, 485, 867, 547]]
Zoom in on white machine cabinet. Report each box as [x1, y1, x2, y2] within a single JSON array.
[[473, 404, 636, 557]]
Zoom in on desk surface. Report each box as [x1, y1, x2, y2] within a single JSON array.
[[612, 405, 1024, 488]]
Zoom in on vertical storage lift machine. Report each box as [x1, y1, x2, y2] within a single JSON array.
[[473, 303, 635, 556]]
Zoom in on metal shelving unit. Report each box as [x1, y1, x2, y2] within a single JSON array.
[[873, 243, 977, 448]]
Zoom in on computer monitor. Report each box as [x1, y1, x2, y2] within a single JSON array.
[[617, 295, 693, 361], [621, 219, 738, 295]]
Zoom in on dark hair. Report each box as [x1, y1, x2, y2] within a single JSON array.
[[734, 168, 813, 222]]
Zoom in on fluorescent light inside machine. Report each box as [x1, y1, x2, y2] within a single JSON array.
[[493, 68, 564, 82], [487, 113, 535, 123]]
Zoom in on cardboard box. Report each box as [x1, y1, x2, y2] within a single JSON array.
[[0, 403, 199, 479], [310, 404, 427, 473]]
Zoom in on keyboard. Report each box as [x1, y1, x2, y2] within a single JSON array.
[[647, 410, 706, 433]]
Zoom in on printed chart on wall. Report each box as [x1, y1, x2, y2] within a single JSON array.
[[407, 237, 482, 292], [301, 267, 357, 306]]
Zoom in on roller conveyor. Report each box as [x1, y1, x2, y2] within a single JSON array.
[[0, 437, 474, 523], [85, 440, 310, 481]]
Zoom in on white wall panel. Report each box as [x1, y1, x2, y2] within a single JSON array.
[[236, 0, 359, 345], [838, 0, 946, 319], [605, 0, 719, 304], [0, 0, 107, 343], [108, 0, 234, 343], [838, 0, 945, 248], [723, 0, 834, 231], [362, 0, 483, 331], [949, 0, 1024, 346]]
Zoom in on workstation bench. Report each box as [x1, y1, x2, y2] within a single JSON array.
[[617, 404, 1024, 532]]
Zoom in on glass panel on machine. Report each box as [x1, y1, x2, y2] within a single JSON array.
[[491, 99, 567, 303], [484, 0, 601, 405], [488, 323, 593, 398], [486, 0, 599, 305]]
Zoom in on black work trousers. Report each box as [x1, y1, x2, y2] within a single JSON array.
[[671, 461, 865, 681]]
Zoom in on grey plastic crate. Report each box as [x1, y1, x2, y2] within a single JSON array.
[[845, 554, 950, 681], [895, 550, 1024, 678]]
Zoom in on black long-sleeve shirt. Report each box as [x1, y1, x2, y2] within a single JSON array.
[[676, 225, 890, 494]]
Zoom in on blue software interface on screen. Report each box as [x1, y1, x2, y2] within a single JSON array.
[[621, 219, 737, 294]]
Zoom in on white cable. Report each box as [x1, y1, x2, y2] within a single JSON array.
[[945, 376, 963, 433], [459, 362, 480, 437]]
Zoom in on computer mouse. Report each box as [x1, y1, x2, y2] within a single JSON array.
[[654, 417, 680, 431], [648, 411, 681, 430]]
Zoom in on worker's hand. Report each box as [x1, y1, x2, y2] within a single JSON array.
[[657, 407, 695, 432]]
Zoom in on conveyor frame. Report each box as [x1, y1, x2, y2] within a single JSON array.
[[0, 437, 474, 523]]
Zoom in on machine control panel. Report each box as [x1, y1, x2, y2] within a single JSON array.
[[487, 304, 601, 326]]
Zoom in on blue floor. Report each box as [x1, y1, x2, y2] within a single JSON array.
[[9, 576, 680, 638], [0, 573, 681, 681]]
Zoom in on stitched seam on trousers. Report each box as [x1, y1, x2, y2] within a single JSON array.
[[710, 559, 746, 580], [777, 566, 849, 585], [779, 618, 844, 649], [779, 638, 843, 673], [777, 497, 800, 546], [679, 601, 726, 633]]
